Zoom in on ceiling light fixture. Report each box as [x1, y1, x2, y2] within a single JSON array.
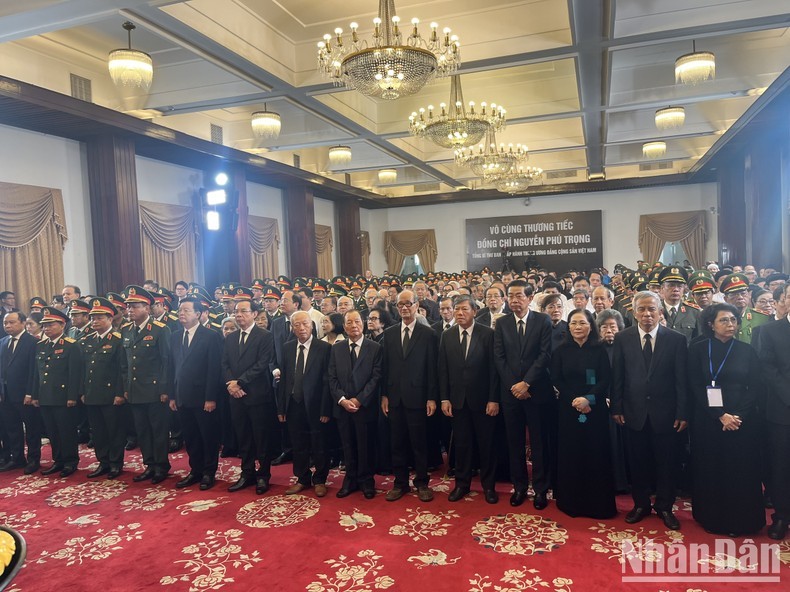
[[496, 166, 543, 194], [317, 0, 460, 100], [655, 106, 685, 130], [328, 145, 352, 168], [251, 104, 282, 139], [409, 75, 505, 149], [455, 129, 528, 181], [378, 169, 398, 184], [108, 21, 153, 90], [643, 141, 667, 159], [675, 41, 715, 85]]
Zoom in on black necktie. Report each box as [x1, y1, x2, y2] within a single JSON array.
[[292, 344, 305, 402], [402, 326, 410, 353], [182, 330, 189, 350], [518, 319, 525, 338], [445, 323, 451, 331], [668, 307, 677, 325], [643, 333, 653, 370], [133, 325, 140, 339], [8, 336, 16, 354], [350, 342, 358, 364], [461, 330, 468, 359], [285, 318, 291, 335], [240, 331, 247, 347]]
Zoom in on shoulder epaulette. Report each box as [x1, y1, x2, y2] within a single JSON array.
[[121, 321, 133, 329], [153, 320, 166, 328], [752, 309, 770, 317], [63, 337, 76, 343], [112, 331, 122, 338]]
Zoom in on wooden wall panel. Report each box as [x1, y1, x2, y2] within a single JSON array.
[[284, 183, 317, 277], [337, 199, 362, 276]]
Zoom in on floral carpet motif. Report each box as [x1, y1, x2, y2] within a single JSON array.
[[307, 550, 394, 592], [388, 507, 459, 541], [235, 494, 320, 528], [471, 513, 569, 556]]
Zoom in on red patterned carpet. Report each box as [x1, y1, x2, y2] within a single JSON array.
[[0, 444, 787, 592]]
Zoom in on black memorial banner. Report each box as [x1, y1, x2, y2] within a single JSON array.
[[466, 210, 603, 273]]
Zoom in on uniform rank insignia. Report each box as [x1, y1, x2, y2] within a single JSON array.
[[54, 349, 63, 354], [143, 335, 154, 341]]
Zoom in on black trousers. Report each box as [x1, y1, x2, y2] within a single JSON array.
[[40, 405, 78, 468], [452, 405, 497, 491], [217, 385, 237, 453], [287, 398, 329, 486], [625, 418, 678, 512], [131, 401, 171, 473], [338, 410, 376, 490], [179, 405, 219, 478], [86, 404, 126, 470], [768, 421, 790, 521], [231, 398, 279, 480], [502, 396, 553, 494], [390, 405, 429, 489], [169, 407, 183, 440], [1, 401, 42, 464]]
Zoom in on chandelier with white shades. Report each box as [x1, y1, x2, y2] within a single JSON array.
[[251, 105, 282, 139], [108, 21, 153, 90]]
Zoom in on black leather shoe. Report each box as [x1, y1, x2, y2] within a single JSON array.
[[445, 468, 456, 478], [151, 471, 168, 485], [199, 476, 215, 491], [448, 487, 470, 502], [385, 487, 409, 502], [363, 488, 376, 499], [625, 506, 651, 524], [228, 476, 254, 492], [271, 451, 292, 466], [41, 464, 64, 476], [124, 440, 137, 451], [60, 466, 77, 478], [484, 490, 499, 504], [533, 492, 549, 510], [0, 460, 24, 472], [107, 468, 122, 480], [656, 509, 680, 531], [176, 473, 201, 489], [255, 477, 270, 494], [24, 461, 40, 475], [510, 489, 528, 507], [133, 468, 155, 482], [86, 440, 94, 449], [168, 439, 184, 453], [336, 485, 358, 499], [87, 466, 110, 478], [768, 519, 788, 541]]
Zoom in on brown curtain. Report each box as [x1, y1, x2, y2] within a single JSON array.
[[639, 211, 707, 268], [248, 215, 280, 278], [0, 181, 68, 306], [139, 201, 198, 288], [360, 230, 371, 274], [384, 229, 438, 273], [315, 224, 334, 279]]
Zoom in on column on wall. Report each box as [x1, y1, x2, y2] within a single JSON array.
[[284, 183, 318, 277]]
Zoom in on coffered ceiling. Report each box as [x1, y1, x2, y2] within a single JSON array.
[[0, 0, 788, 200]]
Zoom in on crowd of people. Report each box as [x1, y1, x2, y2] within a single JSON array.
[[0, 260, 788, 541]]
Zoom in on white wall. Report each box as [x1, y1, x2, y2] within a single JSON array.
[[247, 182, 287, 276], [135, 156, 203, 207], [375, 183, 719, 273], [313, 197, 339, 276], [0, 124, 95, 294], [359, 208, 388, 275]]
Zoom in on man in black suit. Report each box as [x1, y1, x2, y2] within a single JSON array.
[[494, 279, 554, 510], [476, 286, 506, 328], [276, 311, 332, 497], [431, 297, 455, 335], [381, 289, 438, 502], [269, 289, 301, 465], [329, 310, 382, 499], [757, 281, 790, 540], [414, 281, 440, 324], [222, 299, 278, 494], [169, 297, 223, 491], [0, 311, 41, 474], [439, 295, 499, 504], [611, 290, 689, 530]]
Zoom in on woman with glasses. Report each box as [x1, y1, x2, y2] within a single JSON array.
[[365, 306, 392, 342], [752, 288, 776, 317], [688, 303, 764, 536]]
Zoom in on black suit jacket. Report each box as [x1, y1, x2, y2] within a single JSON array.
[[610, 324, 689, 433], [756, 317, 790, 426], [420, 299, 440, 323], [493, 310, 553, 402], [431, 320, 454, 336], [269, 315, 294, 372], [438, 323, 498, 411], [328, 337, 382, 419], [381, 322, 438, 409], [169, 324, 222, 408], [277, 338, 332, 418], [0, 332, 37, 403], [222, 326, 276, 406]]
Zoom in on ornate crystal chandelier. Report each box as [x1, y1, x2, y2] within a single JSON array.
[[675, 41, 715, 85], [108, 21, 153, 90], [251, 105, 281, 139], [643, 141, 667, 158], [317, 0, 460, 100], [328, 145, 352, 168], [455, 129, 528, 181], [408, 75, 505, 149], [496, 166, 543, 194], [655, 106, 685, 130]]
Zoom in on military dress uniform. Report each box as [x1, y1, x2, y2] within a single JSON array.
[[720, 274, 772, 345], [658, 266, 700, 344], [81, 298, 126, 478], [121, 286, 172, 482], [31, 308, 83, 476]]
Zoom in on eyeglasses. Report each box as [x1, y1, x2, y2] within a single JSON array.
[[396, 301, 415, 308], [368, 316, 380, 321], [756, 299, 775, 305], [715, 317, 738, 325]]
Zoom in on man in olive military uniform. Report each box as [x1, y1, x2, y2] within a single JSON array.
[[687, 270, 716, 310], [658, 266, 699, 344], [153, 289, 180, 333], [80, 298, 126, 479], [721, 273, 771, 345], [261, 286, 282, 326], [31, 307, 82, 477], [121, 285, 172, 484]]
